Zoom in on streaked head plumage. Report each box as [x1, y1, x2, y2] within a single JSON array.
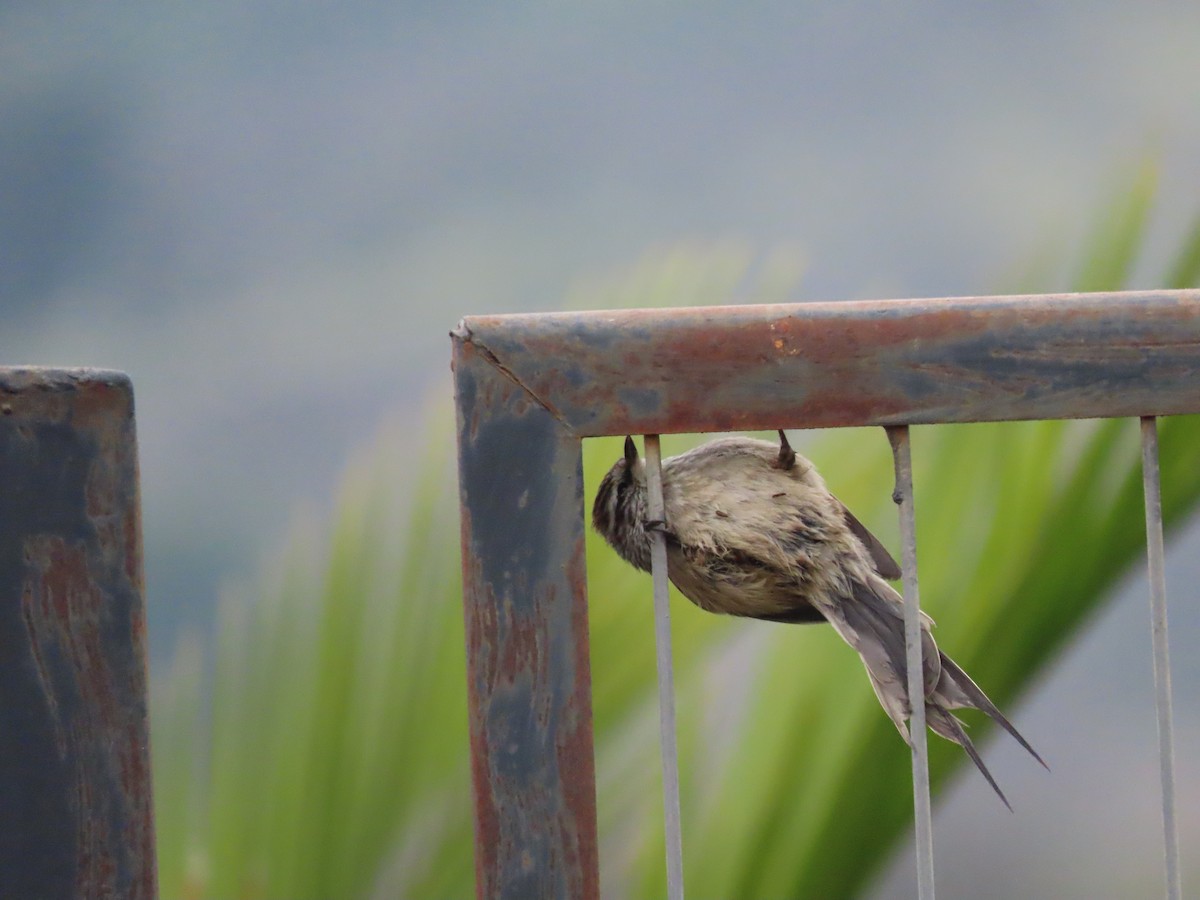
[[592, 436, 651, 570]]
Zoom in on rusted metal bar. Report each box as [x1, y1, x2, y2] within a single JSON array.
[[643, 435, 684, 900], [0, 368, 156, 899], [460, 290, 1200, 435], [452, 331, 600, 899], [1139, 416, 1181, 900], [887, 425, 935, 899]]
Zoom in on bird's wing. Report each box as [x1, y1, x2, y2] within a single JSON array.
[[661, 454, 832, 574], [661, 453, 866, 623], [663, 451, 899, 583], [836, 500, 902, 580]]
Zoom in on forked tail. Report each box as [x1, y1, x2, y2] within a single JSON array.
[[834, 576, 1047, 807]]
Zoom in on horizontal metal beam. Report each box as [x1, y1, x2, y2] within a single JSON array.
[[0, 368, 156, 899], [457, 289, 1200, 435]]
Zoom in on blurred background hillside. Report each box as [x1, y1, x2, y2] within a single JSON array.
[[3, 4, 1200, 897]]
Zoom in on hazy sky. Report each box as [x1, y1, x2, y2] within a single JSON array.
[[3, 4, 1199, 893]]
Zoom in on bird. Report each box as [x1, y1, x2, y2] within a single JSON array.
[[592, 430, 1047, 808]]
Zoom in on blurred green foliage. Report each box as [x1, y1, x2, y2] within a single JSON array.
[[152, 168, 1200, 899]]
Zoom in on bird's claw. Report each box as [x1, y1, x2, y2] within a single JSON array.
[[776, 429, 796, 470]]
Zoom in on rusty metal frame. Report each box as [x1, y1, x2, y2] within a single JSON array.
[[453, 289, 1198, 899], [0, 368, 156, 899]]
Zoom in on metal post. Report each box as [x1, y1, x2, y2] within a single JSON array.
[[0, 368, 157, 899], [452, 332, 601, 900], [644, 435, 685, 900], [887, 425, 935, 900], [1139, 416, 1181, 900]]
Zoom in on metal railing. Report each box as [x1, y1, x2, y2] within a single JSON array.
[[452, 289, 1194, 899]]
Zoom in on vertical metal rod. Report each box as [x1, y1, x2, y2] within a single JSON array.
[[886, 425, 935, 900], [644, 434, 685, 900], [1140, 416, 1182, 900]]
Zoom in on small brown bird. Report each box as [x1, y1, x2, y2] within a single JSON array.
[[593, 431, 1046, 808]]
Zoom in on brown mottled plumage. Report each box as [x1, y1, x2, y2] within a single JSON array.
[[592, 431, 1046, 809]]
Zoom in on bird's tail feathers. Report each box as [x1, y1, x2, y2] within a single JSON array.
[[827, 576, 1046, 806], [935, 652, 1048, 770], [926, 703, 1012, 811], [863, 667, 910, 744], [837, 577, 941, 698]]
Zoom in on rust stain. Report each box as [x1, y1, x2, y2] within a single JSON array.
[[21, 536, 154, 897], [458, 511, 501, 899], [559, 535, 599, 900], [72, 378, 133, 433], [458, 329, 571, 430], [455, 404, 601, 896], [124, 507, 144, 601], [0, 370, 132, 429]]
